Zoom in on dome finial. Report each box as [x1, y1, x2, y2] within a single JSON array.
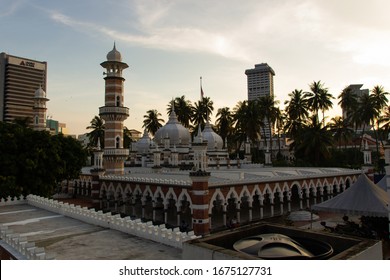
[[106, 42, 122, 62]]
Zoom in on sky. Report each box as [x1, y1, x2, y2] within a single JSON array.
[[1, 0, 390, 136]]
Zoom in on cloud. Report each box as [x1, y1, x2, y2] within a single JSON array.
[[0, 0, 25, 17], [47, 0, 390, 69]]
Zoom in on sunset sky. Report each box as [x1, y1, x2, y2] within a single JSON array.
[[1, 0, 390, 135]]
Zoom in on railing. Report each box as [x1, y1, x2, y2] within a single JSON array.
[[0, 195, 26, 206], [103, 148, 129, 156], [25, 195, 200, 249], [99, 106, 129, 115], [0, 227, 55, 260]]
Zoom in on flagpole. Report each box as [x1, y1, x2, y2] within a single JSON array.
[[200, 76, 202, 100]]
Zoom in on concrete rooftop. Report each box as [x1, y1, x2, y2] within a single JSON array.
[[0, 204, 182, 260]]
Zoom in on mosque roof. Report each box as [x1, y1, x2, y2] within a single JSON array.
[[135, 129, 153, 153], [154, 109, 191, 146], [94, 166, 361, 188], [202, 121, 223, 150]]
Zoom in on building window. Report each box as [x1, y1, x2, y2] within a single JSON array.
[[35, 115, 39, 125], [116, 96, 120, 106], [116, 137, 120, 148]]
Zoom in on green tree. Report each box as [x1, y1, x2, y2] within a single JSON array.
[[215, 107, 233, 150], [284, 89, 309, 138], [143, 109, 164, 136], [305, 81, 333, 124], [191, 97, 214, 134], [329, 116, 353, 150], [86, 115, 105, 148], [257, 95, 279, 157], [123, 126, 133, 149], [232, 100, 263, 152], [293, 115, 334, 166], [167, 96, 193, 128], [0, 122, 87, 198]]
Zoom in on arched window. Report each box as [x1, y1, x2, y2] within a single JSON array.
[[116, 137, 120, 148], [35, 115, 39, 125], [116, 96, 120, 106]]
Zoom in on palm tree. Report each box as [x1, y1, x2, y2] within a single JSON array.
[[215, 107, 233, 150], [329, 116, 353, 150], [371, 85, 389, 112], [143, 109, 164, 136], [338, 86, 358, 129], [257, 95, 280, 157], [86, 115, 105, 148], [305, 81, 333, 124], [351, 92, 378, 154], [232, 100, 263, 149], [274, 108, 285, 157], [123, 126, 133, 149], [284, 89, 309, 138], [318, 88, 334, 125], [167, 96, 193, 128], [293, 115, 333, 166], [191, 96, 214, 134]]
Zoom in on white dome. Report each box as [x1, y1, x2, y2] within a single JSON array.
[[154, 110, 191, 146], [202, 121, 223, 150], [34, 85, 47, 99], [106, 43, 122, 62], [136, 129, 152, 153]]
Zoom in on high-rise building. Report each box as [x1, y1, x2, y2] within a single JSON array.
[[0, 52, 47, 124], [245, 63, 275, 101], [245, 63, 275, 139]]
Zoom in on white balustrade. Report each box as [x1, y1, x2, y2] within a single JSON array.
[[2, 194, 202, 251]]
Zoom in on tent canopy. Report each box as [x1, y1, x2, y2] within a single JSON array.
[[376, 175, 388, 192], [311, 173, 389, 217]]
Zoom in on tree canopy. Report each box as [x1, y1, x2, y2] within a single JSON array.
[[0, 122, 87, 198]]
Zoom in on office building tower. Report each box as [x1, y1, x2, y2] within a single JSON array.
[[245, 63, 275, 139], [245, 63, 275, 101], [0, 52, 47, 124]]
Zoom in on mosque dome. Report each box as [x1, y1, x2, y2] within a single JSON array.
[[202, 121, 223, 150], [34, 85, 47, 99], [106, 43, 122, 62], [154, 110, 191, 146], [136, 129, 152, 153]]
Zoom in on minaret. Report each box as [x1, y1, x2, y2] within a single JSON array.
[[99, 43, 129, 174], [33, 85, 49, 131], [190, 109, 211, 236]]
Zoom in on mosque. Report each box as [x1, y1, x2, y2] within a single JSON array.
[[73, 44, 361, 236]]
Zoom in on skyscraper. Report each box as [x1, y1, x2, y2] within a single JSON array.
[[0, 52, 47, 124], [245, 63, 275, 101], [245, 63, 275, 139]]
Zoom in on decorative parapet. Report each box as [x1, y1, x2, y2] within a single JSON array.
[[101, 175, 192, 186], [0, 195, 26, 207], [0, 226, 55, 260], [25, 195, 200, 249]]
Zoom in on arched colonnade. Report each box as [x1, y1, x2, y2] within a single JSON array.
[[73, 174, 357, 231]]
